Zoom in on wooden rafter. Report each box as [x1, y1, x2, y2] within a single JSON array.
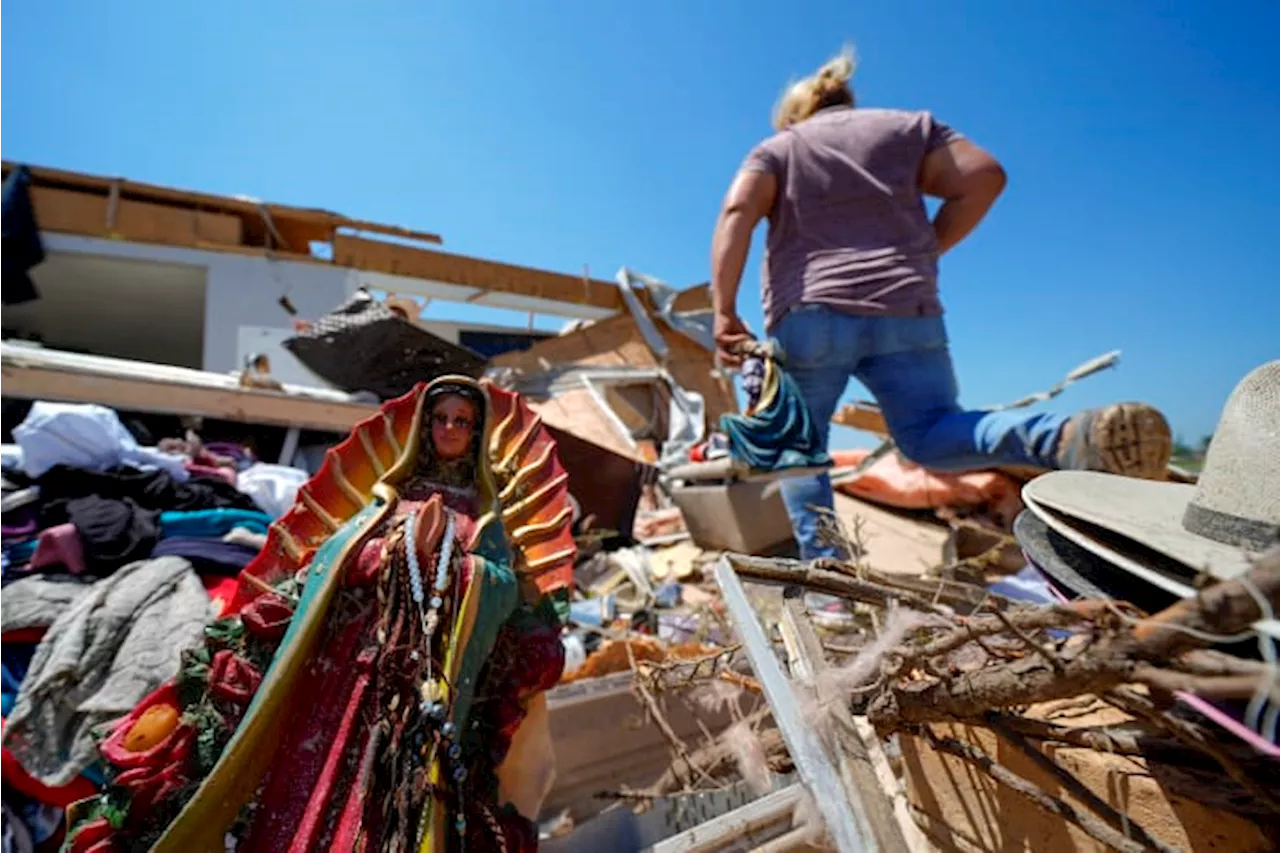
[[331, 235, 623, 312]]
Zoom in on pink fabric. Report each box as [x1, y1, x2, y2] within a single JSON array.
[[185, 463, 236, 486], [1175, 692, 1280, 759], [30, 523, 87, 575]]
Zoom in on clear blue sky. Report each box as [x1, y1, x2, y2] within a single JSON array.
[[4, 0, 1277, 449]]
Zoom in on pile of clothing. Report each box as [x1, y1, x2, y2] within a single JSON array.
[[0, 402, 313, 848]]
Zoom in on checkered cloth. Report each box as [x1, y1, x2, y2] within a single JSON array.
[[284, 292, 486, 399], [298, 291, 395, 339]]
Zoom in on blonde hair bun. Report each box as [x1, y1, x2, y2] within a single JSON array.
[[773, 45, 858, 131]]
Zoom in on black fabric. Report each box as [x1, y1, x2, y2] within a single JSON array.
[[65, 496, 160, 575], [1014, 510, 1177, 615], [284, 294, 486, 400], [1, 166, 45, 306], [36, 465, 259, 528], [150, 536, 258, 576]]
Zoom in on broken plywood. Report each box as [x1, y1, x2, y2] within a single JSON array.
[[490, 311, 736, 423], [527, 387, 639, 460], [28, 186, 245, 250], [5, 160, 361, 255], [833, 493, 949, 577]]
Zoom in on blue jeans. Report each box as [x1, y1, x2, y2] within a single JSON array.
[[771, 305, 1069, 560]]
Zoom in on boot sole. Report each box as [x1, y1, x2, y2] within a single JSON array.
[[1090, 403, 1172, 480]]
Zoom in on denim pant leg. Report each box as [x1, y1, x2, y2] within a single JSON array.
[[771, 307, 860, 559], [856, 317, 1069, 471]]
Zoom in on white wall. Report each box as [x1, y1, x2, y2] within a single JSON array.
[[40, 234, 357, 378], [201, 252, 354, 374], [6, 250, 208, 368]]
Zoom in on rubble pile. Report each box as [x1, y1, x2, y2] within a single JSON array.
[[2, 271, 1276, 852]]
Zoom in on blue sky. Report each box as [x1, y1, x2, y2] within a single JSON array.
[[3, 0, 1277, 449]]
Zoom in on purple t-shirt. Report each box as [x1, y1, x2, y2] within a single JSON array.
[[742, 106, 963, 330]]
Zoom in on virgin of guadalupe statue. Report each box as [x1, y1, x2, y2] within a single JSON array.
[[65, 376, 576, 853]]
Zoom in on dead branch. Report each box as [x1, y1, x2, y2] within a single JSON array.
[[994, 607, 1065, 672], [993, 713, 1270, 818], [895, 608, 1087, 669], [919, 727, 1160, 853], [1131, 551, 1280, 659], [988, 717, 1182, 853], [625, 641, 722, 791], [992, 714, 1151, 755], [816, 557, 1006, 613], [996, 712, 1269, 772], [870, 641, 1133, 728], [634, 644, 748, 694], [1176, 649, 1275, 678], [729, 554, 944, 613], [870, 556, 1280, 731], [1130, 665, 1279, 701], [621, 707, 794, 798], [650, 727, 792, 797]]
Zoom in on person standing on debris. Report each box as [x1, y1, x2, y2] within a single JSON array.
[[710, 48, 1172, 560]]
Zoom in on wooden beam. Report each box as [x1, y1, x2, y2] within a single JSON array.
[[28, 186, 245, 252], [3, 161, 339, 227], [2, 160, 442, 254], [713, 557, 879, 853], [332, 235, 624, 312], [778, 599, 924, 853], [1, 350, 374, 433], [337, 220, 442, 245], [832, 401, 888, 435]]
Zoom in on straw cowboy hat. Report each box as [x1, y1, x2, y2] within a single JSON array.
[[1019, 360, 1280, 599]]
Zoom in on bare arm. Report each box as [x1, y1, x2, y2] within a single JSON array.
[[711, 168, 777, 364], [920, 139, 1007, 256]]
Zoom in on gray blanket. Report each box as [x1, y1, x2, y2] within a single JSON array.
[[1, 556, 212, 787], [1, 574, 95, 633]]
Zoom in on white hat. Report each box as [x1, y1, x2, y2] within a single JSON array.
[[1023, 360, 1280, 588]]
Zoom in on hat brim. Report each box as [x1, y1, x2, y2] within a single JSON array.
[[1023, 471, 1253, 582], [1013, 510, 1178, 614], [1023, 491, 1280, 643], [1024, 491, 1201, 600]]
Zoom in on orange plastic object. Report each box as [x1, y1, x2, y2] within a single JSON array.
[[831, 449, 1022, 515]]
